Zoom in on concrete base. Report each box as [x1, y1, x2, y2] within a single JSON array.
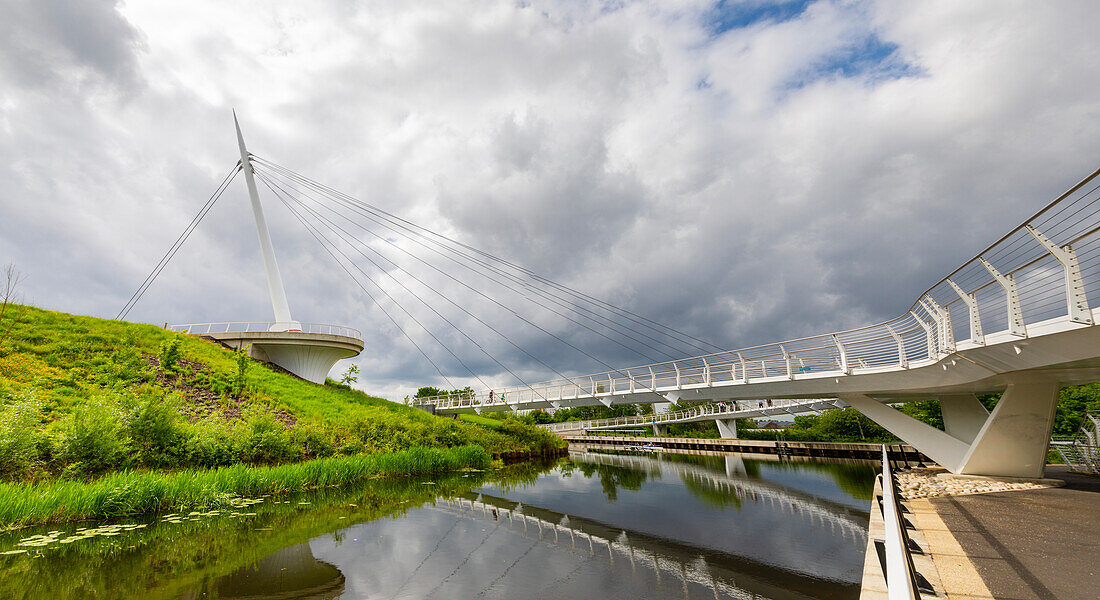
[[204, 330, 364, 384], [841, 376, 1060, 478]]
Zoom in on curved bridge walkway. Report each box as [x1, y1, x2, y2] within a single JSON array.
[[429, 166, 1100, 478]]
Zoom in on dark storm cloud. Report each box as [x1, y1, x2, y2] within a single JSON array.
[[0, 0, 145, 93]]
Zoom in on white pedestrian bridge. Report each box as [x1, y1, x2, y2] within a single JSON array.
[[430, 166, 1100, 478]]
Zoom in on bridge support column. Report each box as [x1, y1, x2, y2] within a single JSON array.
[[841, 378, 1059, 478], [652, 425, 668, 436], [940, 393, 989, 444], [715, 419, 738, 439]]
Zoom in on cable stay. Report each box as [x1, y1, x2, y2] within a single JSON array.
[[255, 161, 686, 362], [255, 165, 672, 400], [256, 166, 674, 364], [259, 173, 590, 400], [118, 153, 725, 398], [257, 176, 483, 391], [117, 162, 242, 320], [250, 156, 725, 355]]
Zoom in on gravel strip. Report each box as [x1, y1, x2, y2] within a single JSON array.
[[895, 468, 1060, 499]]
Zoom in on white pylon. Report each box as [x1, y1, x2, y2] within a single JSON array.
[[233, 111, 297, 330]]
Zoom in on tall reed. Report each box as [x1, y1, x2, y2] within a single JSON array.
[[0, 445, 489, 527]]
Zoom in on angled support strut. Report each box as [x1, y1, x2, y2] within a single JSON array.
[[947, 279, 983, 344], [979, 257, 1026, 337], [1025, 225, 1093, 324]]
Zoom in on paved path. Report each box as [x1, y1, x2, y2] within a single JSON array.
[[927, 466, 1100, 599]]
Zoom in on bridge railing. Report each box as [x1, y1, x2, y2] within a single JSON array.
[[540, 398, 841, 433], [168, 321, 363, 340], [424, 165, 1100, 412], [876, 445, 932, 599]]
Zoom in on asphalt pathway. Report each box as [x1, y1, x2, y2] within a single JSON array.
[[928, 466, 1100, 600]]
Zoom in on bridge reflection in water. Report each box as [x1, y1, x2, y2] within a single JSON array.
[[203, 451, 876, 600]]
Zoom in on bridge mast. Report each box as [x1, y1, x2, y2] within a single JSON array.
[[233, 111, 296, 328]]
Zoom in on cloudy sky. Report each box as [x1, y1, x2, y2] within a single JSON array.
[[3, 0, 1100, 400]]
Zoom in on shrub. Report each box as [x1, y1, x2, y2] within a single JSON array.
[[128, 394, 188, 467], [59, 396, 129, 475], [292, 424, 335, 459], [187, 418, 240, 468], [0, 394, 45, 477], [240, 412, 296, 464], [158, 337, 182, 372], [233, 347, 251, 398]]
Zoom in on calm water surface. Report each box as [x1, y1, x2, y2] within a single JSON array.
[[1, 450, 876, 600]]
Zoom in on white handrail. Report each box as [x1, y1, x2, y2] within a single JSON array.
[[539, 398, 840, 432], [878, 445, 923, 599], [168, 321, 363, 340]]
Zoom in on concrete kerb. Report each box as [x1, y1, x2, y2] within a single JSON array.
[[934, 473, 1065, 487]]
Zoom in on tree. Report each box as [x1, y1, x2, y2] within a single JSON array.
[[339, 364, 359, 387], [0, 263, 25, 352]]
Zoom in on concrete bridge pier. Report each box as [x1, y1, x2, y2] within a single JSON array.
[[715, 419, 739, 439], [652, 425, 668, 436], [841, 377, 1060, 478]]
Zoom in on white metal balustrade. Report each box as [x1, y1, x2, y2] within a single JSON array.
[[167, 321, 363, 340], [541, 398, 844, 433], [424, 165, 1100, 414]]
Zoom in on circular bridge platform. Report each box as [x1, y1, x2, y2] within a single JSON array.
[[169, 322, 364, 384]]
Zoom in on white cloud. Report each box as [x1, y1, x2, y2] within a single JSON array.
[[3, 0, 1100, 401]]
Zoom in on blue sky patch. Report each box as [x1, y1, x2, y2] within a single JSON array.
[[787, 33, 921, 89], [705, 0, 815, 35]]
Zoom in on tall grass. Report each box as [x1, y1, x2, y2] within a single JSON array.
[[0, 304, 564, 479], [0, 445, 489, 527]]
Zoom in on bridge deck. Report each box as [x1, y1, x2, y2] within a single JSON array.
[[918, 466, 1100, 600]]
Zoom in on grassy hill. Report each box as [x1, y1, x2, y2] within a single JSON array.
[[0, 304, 561, 482]]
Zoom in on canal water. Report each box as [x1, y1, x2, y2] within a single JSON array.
[[0, 450, 876, 600]]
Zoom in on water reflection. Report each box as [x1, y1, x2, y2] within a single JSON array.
[[188, 543, 344, 600], [0, 451, 876, 600]]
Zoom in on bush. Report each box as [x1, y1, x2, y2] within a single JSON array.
[[59, 396, 129, 475], [240, 412, 296, 464], [158, 337, 182, 372], [187, 418, 240, 467], [233, 347, 251, 398], [128, 394, 188, 467], [0, 394, 45, 477]]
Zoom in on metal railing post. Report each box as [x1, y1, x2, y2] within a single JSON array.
[[1025, 225, 1094, 324], [921, 296, 954, 353], [833, 335, 850, 374], [947, 279, 984, 344], [885, 324, 907, 368], [979, 257, 1027, 337]]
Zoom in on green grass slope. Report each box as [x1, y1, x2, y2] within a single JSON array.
[[0, 304, 561, 480]]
